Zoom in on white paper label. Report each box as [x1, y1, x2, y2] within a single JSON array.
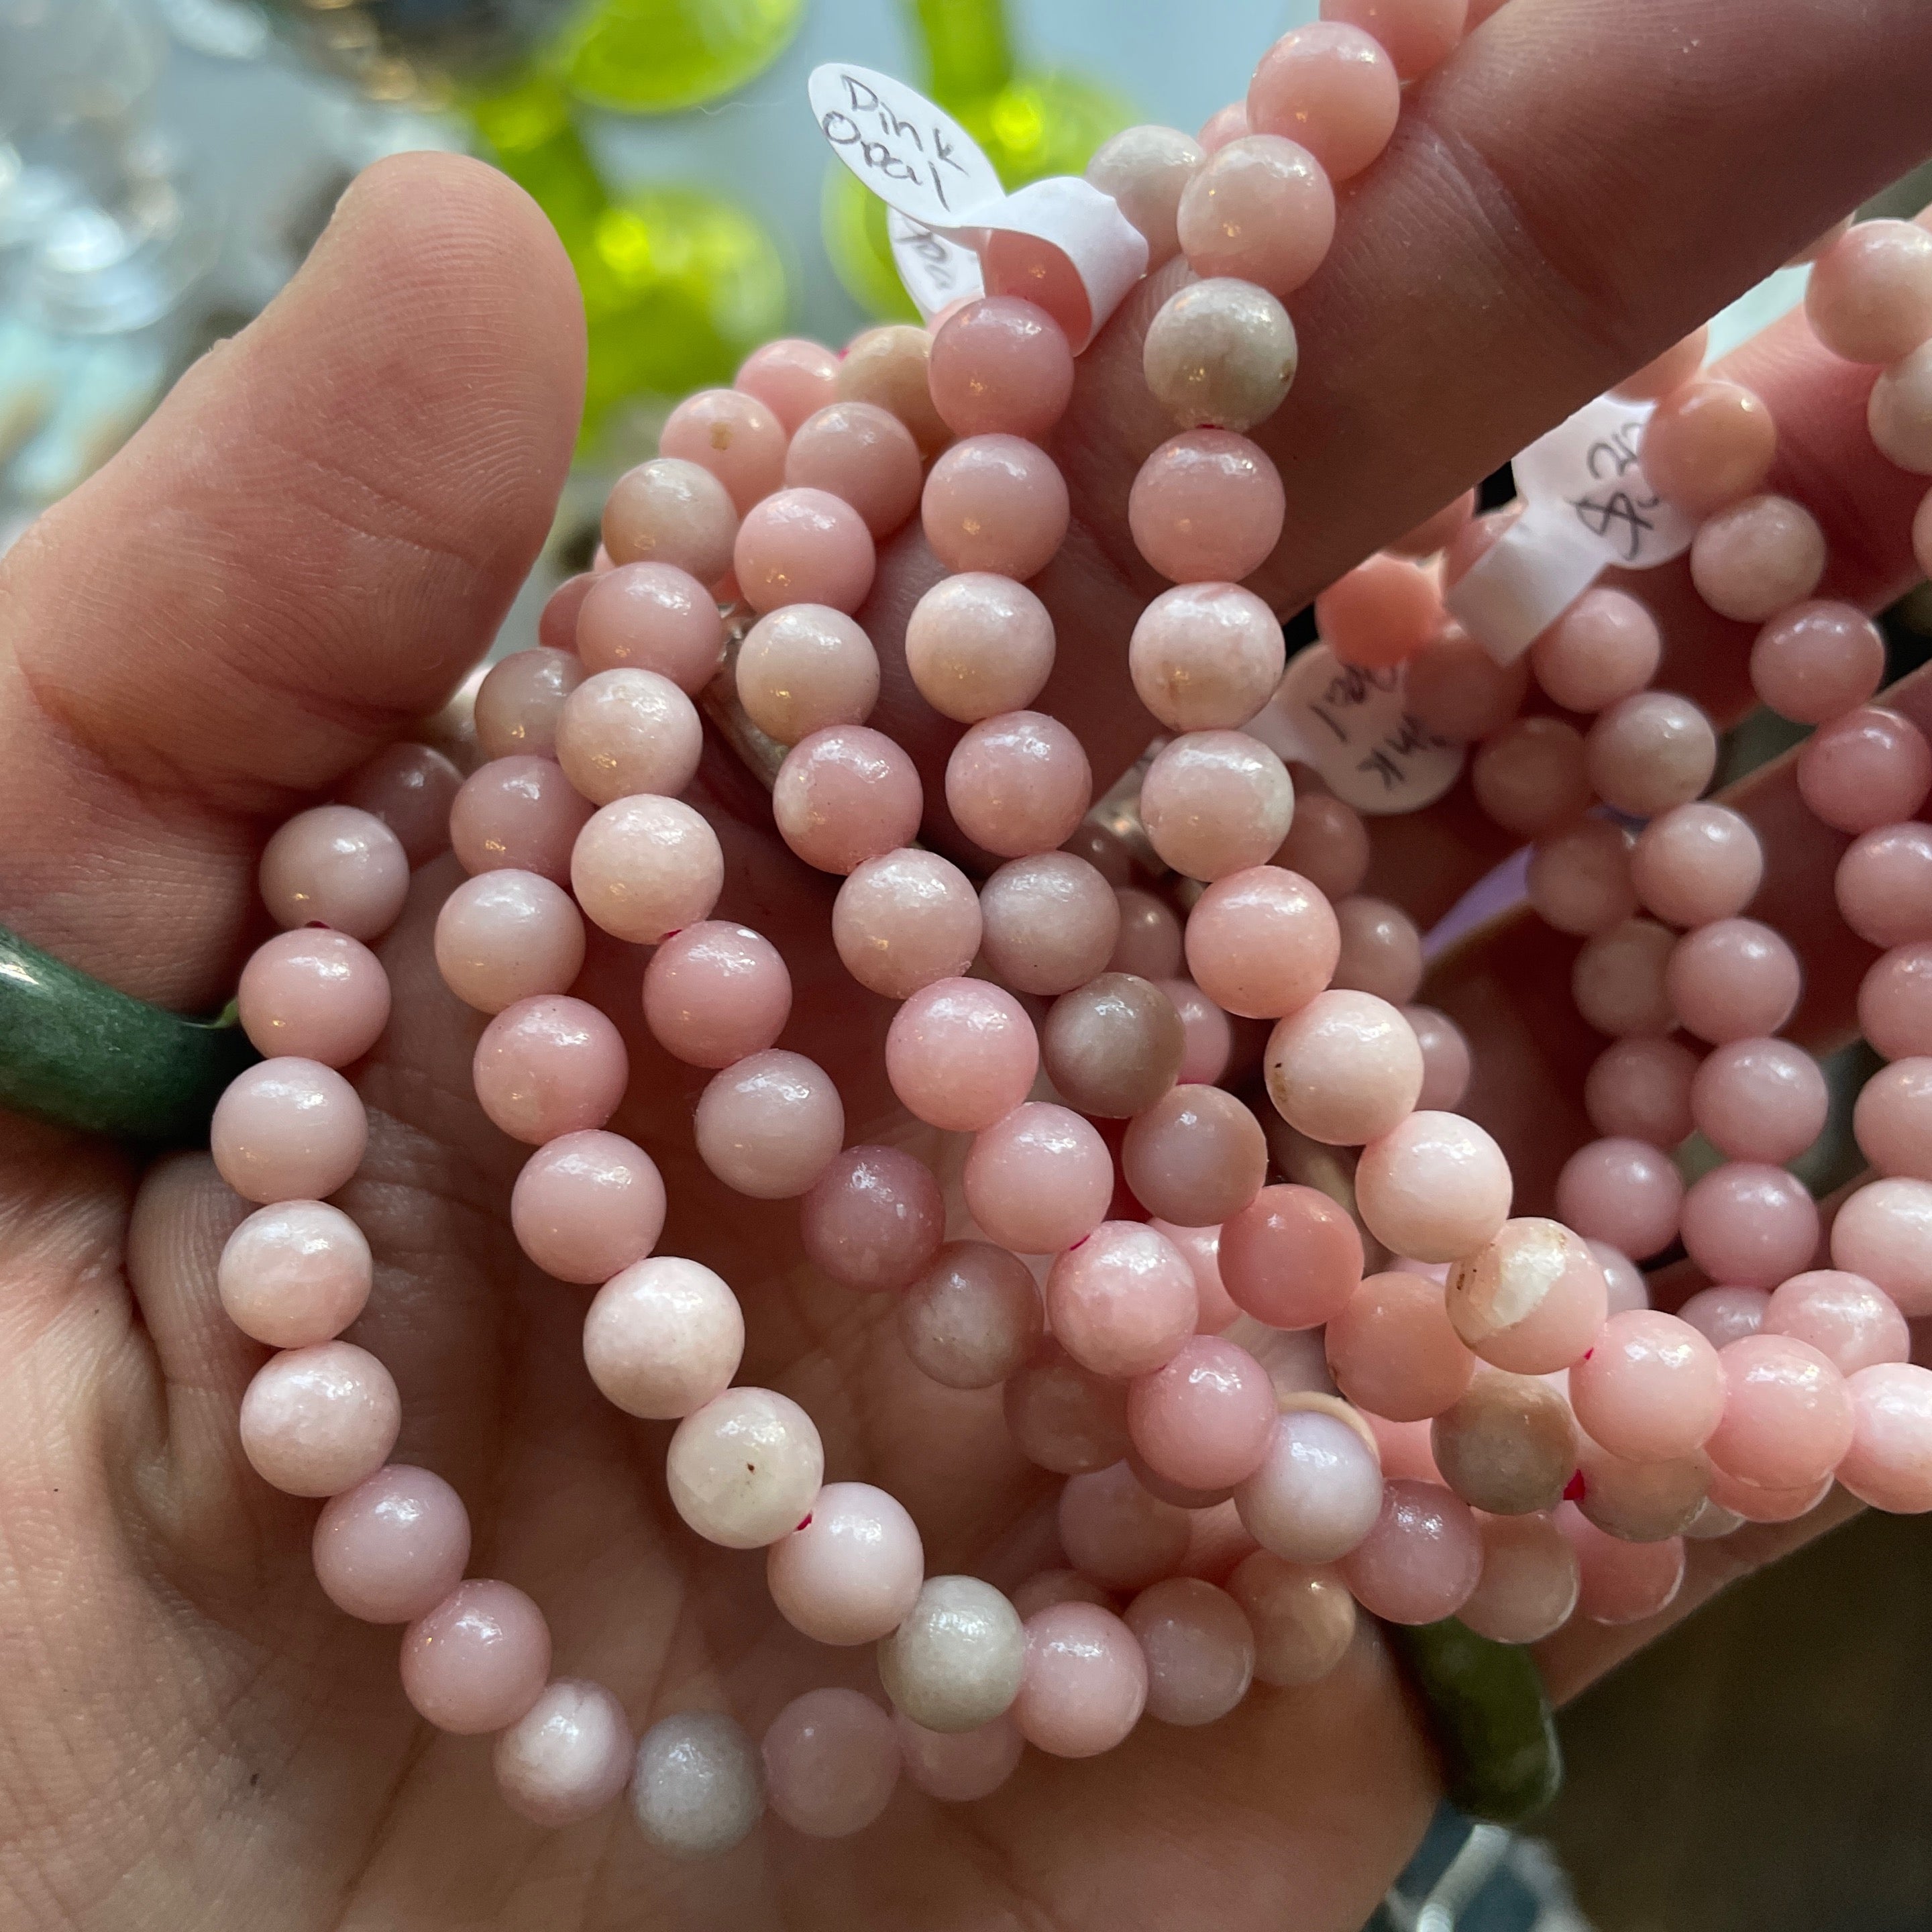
[[808, 64, 1003, 228], [1247, 645, 1464, 816], [1446, 394, 1696, 665], [888, 209, 984, 321]]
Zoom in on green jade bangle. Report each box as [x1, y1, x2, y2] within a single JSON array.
[[1386, 1617, 1564, 1826], [0, 926, 257, 1144]]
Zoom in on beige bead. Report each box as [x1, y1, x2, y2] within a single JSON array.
[[1143, 278, 1298, 431], [878, 1575, 1026, 1733]]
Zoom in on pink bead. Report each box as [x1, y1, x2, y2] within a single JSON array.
[[660, 387, 786, 514], [1856, 1055, 1932, 1179], [212, 1058, 367, 1205], [1197, 103, 1250, 152], [904, 573, 1055, 724], [1707, 1332, 1853, 1489], [899, 1240, 1043, 1389], [1177, 135, 1336, 297], [1153, 1218, 1242, 1332], [1641, 380, 1777, 517], [927, 297, 1073, 441], [1690, 1037, 1828, 1163], [1057, 1460, 1191, 1590], [575, 563, 724, 694], [1471, 717, 1593, 839], [1128, 582, 1283, 733], [1110, 886, 1185, 979], [450, 756, 593, 884], [800, 1145, 945, 1293], [1004, 1340, 1132, 1473], [1127, 1337, 1276, 1491], [1045, 1222, 1199, 1378], [1584, 692, 1718, 818], [1804, 217, 1932, 364], [1163, 978, 1234, 1085], [1529, 588, 1661, 714], [833, 849, 980, 999], [1129, 430, 1286, 584], [1014, 1602, 1148, 1757], [666, 1385, 824, 1548], [1265, 989, 1421, 1145], [240, 1340, 399, 1497], [783, 400, 922, 539], [1407, 1004, 1472, 1112], [219, 1199, 370, 1349], [735, 604, 878, 746], [965, 1102, 1112, 1255], [1445, 1218, 1609, 1375], [475, 648, 586, 763], [886, 977, 1038, 1132], [1839, 823, 1932, 949], [1326, 1270, 1476, 1420], [336, 740, 462, 871], [554, 667, 702, 805], [1246, 21, 1399, 181], [766, 1481, 924, 1646], [772, 725, 922, 875], [1667, 919, 1801, 1044], [921, 435, 1069, 582], [1320, 0, 1466, 76], [1120, 1084, 1269, 1227], [1218, 1183, 1363, 1328], [945, 710, 1091, 859], [511, 1130, 664, 1285], [736, 337, 841, 434], [1629, 803, 1763, 929], [1354, 1111, 1513, 1265], [1705, 1464, 1833, 1524], [1315, 555, 1443, 670], [894, 1711, 1024, 1802], [1124, 1577, 1254, 1725], [693, 1049, 843, 1201], [1404, 624, 1531, 743], [1140, 731, 1295, 880], [1837, 1361, 1932, 1511], [400, 1580, 551, 1735], [260, 805, 409, 941], [1591, 1242, 1649, 1316], [603, 458, 737, 585], [1861, 943, 1932, 1059], [1554, 1137, 1683, 1259], [1183, 865, 1339, 1019], [1750, 601, 1886, 724], [1554, 1507, 1685, 1625], [1340, 1479, 1482, 1623], [1680, 1161, 1820, 1289], [1690, 494, 1827, 625], [643, 921, 791, 1069], [313, 1464, 470, 1624], [1233, 1406, 1383, 1561], [1570, 1310, 1723, 1461], [1525, 818, 1636, 938], [1226, 1552, 1356, 1682], [435, 869, 584, 1016], [839, 323, 949, 456], [494, 1679, 634, 1829], [1457, 1512, 1580, 1645], [1584, 1036, 1697, 1148], [472, 995, 627, 1146], [1572, 918, 1676, 1038], [239, 928, 390, 1068], [1677, 1285, 1770, 1351], [733, 488, 875, 616], [1764, 1268, 1908, 1375]]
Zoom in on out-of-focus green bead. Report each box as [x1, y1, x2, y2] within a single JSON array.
[[0, 928, 257, 1144], [559, 0, 805, 114]]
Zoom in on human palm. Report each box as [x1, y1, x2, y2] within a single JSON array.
[[5, 3, 1932, 1925]]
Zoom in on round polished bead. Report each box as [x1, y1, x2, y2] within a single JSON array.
[[312, 1464, 470, 1624], [1130, 430, 1286, 584], [734, 605, 879, 746], [603, 458, 737, 584], [964, 1102, 1112, 1254], [1764, 1269, 1909, 1376], [493, 1678, 633, 1829], [762, 1689, 900, 1839], [1444, 1218, 1609, 1375], [1796, 706, 1932, 835], [666, 1386, 822, 1549], [512, 1130, 664, 1285], [1165, 977, 1234, 1086], [1690, 1037, 1827, 1164], [1316, 555, 1444, 670], [800, 1145, 945, 1293], [1585, 692, 1717, 818], [1529, 588, 1661, 714], [1144, 278, 1297, 431], [1043, 973, 1184, 1119], [1177, 134, 1335, 297], [904, 573, 1054, 724], [1526, 818, 1637, 938], [1004, 1340, 1132, 1474], [1680, 1162, 1821, 1290], [1430, 1372, 1578, 1515], [945, 710, 1092, 859], [555, 667, 702, 806], [1354, 1112, 1513, 1263], [1640, 379, 1776, 516], [1690, 494, 1827, 624], [894, 1711, 1024, 1803], [1121, 1084, 1269, 1227], [1128, 582, 1284, 732], [1629, 803, 1763, 929], [733, 486, 876, 615], [1125, 1576, 1254, 1726], [1471, 717, 1593, 839], [435, 870, 584, 1017], [1405, 623, 1530, 742], [1084, 123, 1203, 266], [1862, 944, 1932, 1061], [1339, 1479, 1483, 1625], [1218, 1182, 1364, 1329], [1110, 887, 1185, 979], [220, 1199, 371, 1349], [766, 1481, 925, 1646], [472, 995, 627, 1146], [1706, 1332, 1853, 1491], [1141, 731, 1295, 881], [880, 1575, 1026, 1733], [784, 400, 922, 540], [576, 563, 724, 694], [1570, 1309, 1723, 1462], [660, 388, 786, 514], [400, 1580, 551, 1735], [630, 1711, 765, 1859], [1183, 865, 1339, 1018], [1227, 1550, 1357, 1683], [1246, 21, 1399, 179], [570, 795, 722, 944], [1320, 0, 1466, 78], [1330, 895, 1425, 1006], [737, 335, 840, 432], [1453, 1512, 1580, 1644], [833, 848, 981, 1000], [1555, 1506, 1686, 1624], [1806, 218, 1932, 362], [474, 647, 586, 763], [1667, 918, 1801, 1044], [1573, 918, 1676, 1038], [1265, 989, 1422, 1145], [1555, 1136, 1684, 1259], [337, 741, 462, 869], [1327, 1270, 1477, 1421], [922, 435, 1069, 581], [239, 928, 390, 1068], [1013, 1602, 1148, 1757], [1855, 1056, 1932, 1180], [1870, 341, 1932, 473], [1838, 824, 1932, 949], [1128, 1336, 1276, 1492], [260, 805, 409, 941], [839, 323, 950, 457], [450, 756, 592, 883], [693, 1049, 843, 1200], [1750, 601, 1886, 724], [1678, 1284, 1770, 1350], [1045, 1222, 1198, 1379], [643, 922, 792, 1070], [1407, 1004, 1472, 1112], [240, 1341, 398, 1497], [1837, 1361, 1932, 1511], [584, 1256, 743, 1420], [928, 296, 1074, 441], [773, 725, 922, 875], [885, 977, 1038, 1133], [212, 1058, 367, 1205], [898, 1241, 1043, 1389], [1058, 1460, 1191, 1591]]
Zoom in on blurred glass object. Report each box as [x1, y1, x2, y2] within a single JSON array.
[[155, 0, 270, 60], [559, 0, 804, 115], [822, 0, 1132, 319]]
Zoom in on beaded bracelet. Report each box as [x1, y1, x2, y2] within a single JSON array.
[[188, 14, 1932, 1860]]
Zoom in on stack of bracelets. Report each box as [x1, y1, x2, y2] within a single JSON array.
[[177, 0, 1932, 1857]]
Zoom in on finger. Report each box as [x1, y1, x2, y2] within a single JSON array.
[[859, 0, 1932, 845], [0, 153, 582, 1010]]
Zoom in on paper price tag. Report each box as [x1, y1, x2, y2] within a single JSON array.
[[1246, 645, 1464, 816], [808, 64, 1004, 227], [1446, 394, 1696, 665], [888, 209, 984, 321]]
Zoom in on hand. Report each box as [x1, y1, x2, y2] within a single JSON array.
[[1, 3, 1929, 1925]]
